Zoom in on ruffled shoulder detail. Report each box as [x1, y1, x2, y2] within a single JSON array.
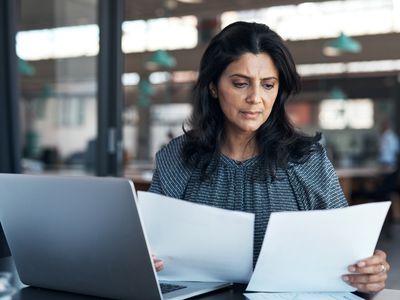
[[286, 143, 348, 210], [151, 134, 193, 199]]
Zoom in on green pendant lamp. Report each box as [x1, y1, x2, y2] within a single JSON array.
[[328, 86, 347, 100], [18, 58, 35, 76], [145, 50, 176, 70], [323, 32, 362, 56]]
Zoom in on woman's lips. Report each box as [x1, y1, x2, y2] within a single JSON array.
[[240, 111, 261, 119]]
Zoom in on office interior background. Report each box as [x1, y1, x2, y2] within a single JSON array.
[[1, 0, 400, 289]]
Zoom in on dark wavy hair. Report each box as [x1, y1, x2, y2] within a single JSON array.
[[182, 21, 320, 179]]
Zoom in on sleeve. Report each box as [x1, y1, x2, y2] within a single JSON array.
[[148, 135, 192, 199], [287, 143, 348, 210], [148, 167, 163, 194]]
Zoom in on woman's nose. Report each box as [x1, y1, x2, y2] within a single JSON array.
[[245, 86, 262, 104]]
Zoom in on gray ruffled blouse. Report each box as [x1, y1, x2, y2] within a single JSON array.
[[149, 135, 348, 261]]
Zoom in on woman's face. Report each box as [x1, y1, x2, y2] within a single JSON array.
[[212, 52, 279, 136]]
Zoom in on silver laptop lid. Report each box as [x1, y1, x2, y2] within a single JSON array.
[[0, 174, 162, 299]]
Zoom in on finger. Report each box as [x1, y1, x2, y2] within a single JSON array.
[[152, 255, 162, 264], [351, 282, 385, 293], [348, 263, 390, 275], [374, 249, 387, 259], [155, 260, 164, 272], [151, 254, 165, 272], [355, 250, 387, 267], [343, 272, 387, 284], [153, 257, 164, 270]]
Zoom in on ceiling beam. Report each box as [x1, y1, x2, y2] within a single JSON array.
[[19, 0, 331, 30], [124, 0, 329, 21], [288, 33, 400, 65], [21, 32, 400, 95], [124, 33, 400, 73]]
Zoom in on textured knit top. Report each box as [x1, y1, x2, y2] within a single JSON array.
[[149, 135, 348, 262]]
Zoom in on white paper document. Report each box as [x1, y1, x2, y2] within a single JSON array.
[[243, 292, 364, 300], [137, 191, 255, 283], [247, 202, 391, 292]]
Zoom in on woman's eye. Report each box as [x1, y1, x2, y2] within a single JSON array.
[[263, 83, 274, 90], [233, 82, 248, 88]]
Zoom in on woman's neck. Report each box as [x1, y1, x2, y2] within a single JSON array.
[[220, 130, 258, 161]]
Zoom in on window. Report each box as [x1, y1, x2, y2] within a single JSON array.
[[319, 99, 374, 130], [222, 0, 400, 41], [122, 16, 198, 53]]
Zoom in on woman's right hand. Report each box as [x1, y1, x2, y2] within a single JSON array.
[[152, 255, 164, 272]]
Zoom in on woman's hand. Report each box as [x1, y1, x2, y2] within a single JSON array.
[[342, 249, 389, 293], [152, 255, 164, 272]]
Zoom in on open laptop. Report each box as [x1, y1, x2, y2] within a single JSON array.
[[0, 174, 231, 299]]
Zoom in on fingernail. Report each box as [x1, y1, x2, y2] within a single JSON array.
[[357, 261, 366, 267], [348, 266, 356, 272], [342, 276, 349, 282]]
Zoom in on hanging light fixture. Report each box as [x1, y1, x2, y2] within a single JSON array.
[[143, 50, 176, 106], [145, 50, 176, 70], [18, 58, 35, 76], [323, 32, 362, 56], [327, 86, 347, 100]]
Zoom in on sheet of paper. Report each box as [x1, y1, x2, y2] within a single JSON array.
[[247, 202, 391, 292], [137, 191, 255, 283], [243, 292, 365, 300]]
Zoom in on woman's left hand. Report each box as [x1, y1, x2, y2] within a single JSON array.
[[342, 249, 389, 293]]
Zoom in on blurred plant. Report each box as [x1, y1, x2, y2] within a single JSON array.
[[137, 78, 155, 107]]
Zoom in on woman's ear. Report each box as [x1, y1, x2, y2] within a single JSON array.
[[209, 83, 218, 98]]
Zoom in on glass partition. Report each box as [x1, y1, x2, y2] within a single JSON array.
[[18, 0, 98, 175]]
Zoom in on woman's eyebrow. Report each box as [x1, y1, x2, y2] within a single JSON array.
[[228, 73, 278, 81]]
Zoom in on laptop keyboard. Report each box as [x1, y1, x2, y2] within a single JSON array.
[[160, 283, 187, 294]]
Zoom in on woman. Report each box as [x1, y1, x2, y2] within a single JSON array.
[[149, 21, 389, 292]]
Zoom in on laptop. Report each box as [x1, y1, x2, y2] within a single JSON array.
[[0, 174, 231, 299]]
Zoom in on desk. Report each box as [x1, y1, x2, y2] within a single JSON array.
[[336, 166, 394, 201], [7, 283, 400, 300], [1, 258, 399, 300], [127, 166, 395, 199], [124, 163, 153, 191]]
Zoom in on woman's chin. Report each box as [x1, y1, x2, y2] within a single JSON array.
[[236, 125, 262, 134]]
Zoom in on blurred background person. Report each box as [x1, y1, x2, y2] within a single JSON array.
[[379, 120, 399, 169], [377, 120, 400, 238]]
